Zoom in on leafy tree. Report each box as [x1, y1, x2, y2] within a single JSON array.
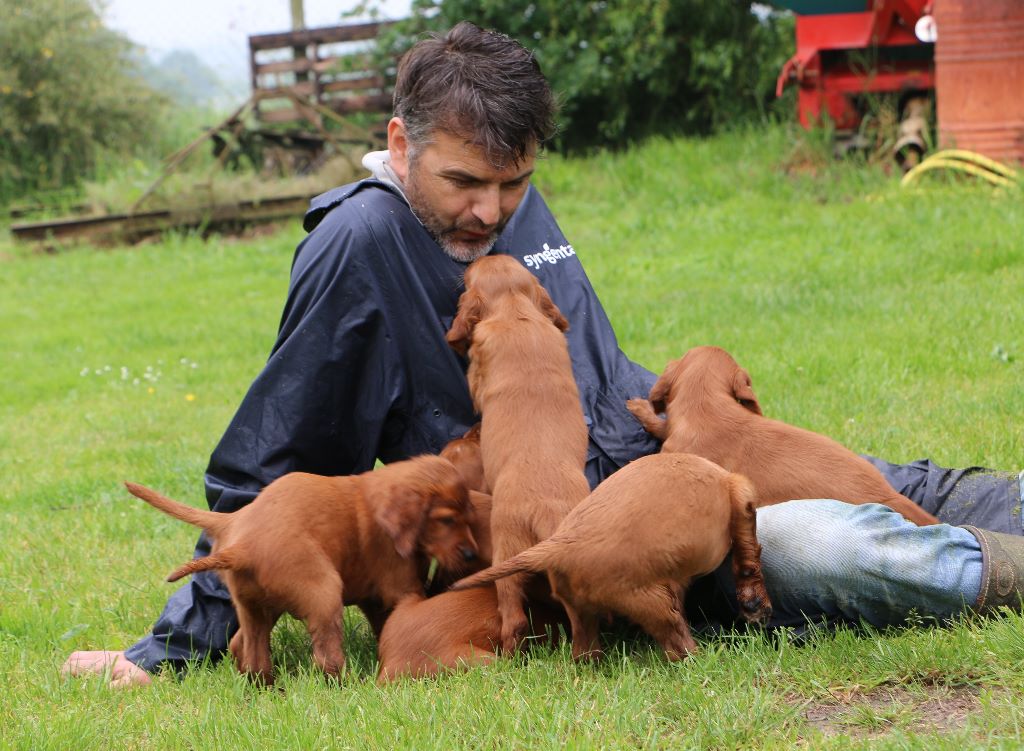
[[0, 0, 168, 202], [385, 1, 793, 152]]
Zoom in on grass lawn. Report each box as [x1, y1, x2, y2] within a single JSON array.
[[2, 124, 1023, 749]]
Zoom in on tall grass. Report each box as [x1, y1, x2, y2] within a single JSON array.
[[2, 125, 1022, 749]]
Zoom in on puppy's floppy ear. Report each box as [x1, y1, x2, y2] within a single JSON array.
[[367, 476, 429, 559], [732, 367, 762, 415], [648, 359, 680, 414], [531, 284, 569, 332], [446, 290, 483, 357]]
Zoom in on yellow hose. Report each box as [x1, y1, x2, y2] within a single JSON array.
[[902, 159, 1017, 188], [930, 149, 1019, 179]]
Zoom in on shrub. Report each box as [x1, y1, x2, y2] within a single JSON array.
[[394, 0, 794, 152], [0, 0, 169, 203]]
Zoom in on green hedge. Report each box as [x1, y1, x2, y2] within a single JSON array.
[[391, 1, 794, 152], [0, 0, 167, 203]]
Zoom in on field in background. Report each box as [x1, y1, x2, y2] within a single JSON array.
[[2, 125, 1023, 748]]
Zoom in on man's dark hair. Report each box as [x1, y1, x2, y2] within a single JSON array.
[[393, 21, 557, 166]]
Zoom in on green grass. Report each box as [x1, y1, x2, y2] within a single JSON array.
[[2, 124, 1023, 748]]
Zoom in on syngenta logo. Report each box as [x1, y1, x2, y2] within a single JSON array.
[[523, 242, 576, 268]]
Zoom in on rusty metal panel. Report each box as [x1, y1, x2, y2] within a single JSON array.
[[935, 0, 1024, 164]]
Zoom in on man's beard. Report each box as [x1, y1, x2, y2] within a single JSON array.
[[404, 176, 506, 263]]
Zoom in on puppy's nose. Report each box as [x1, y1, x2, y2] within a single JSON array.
[[460, 546, 477, 562]]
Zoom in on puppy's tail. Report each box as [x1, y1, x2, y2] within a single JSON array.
[[124, 481, 230, 537], [166, 546, 242, 582], [449, 539, 559, 591]]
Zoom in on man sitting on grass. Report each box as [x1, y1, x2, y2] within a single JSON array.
[[64, 21, 1024, 688]]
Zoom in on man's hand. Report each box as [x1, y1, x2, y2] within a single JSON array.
[[61, 650, 152, 688]]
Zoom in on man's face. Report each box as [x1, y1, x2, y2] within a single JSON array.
[[388, 119, 536, 263]]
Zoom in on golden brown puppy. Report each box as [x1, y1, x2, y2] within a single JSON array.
[[440, 423, 488, 494], [376, 587, 568, 682], [125, 455, 478, 684], [452, 453, 771, 661], [626, 345, 940, 526], [447, 254, 590, 653]]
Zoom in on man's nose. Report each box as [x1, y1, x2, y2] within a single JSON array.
[[471, 186, 501, 227]]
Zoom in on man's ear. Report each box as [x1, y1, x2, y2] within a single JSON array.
[[367, 476, 428, 559], [387, 117, 410, 184], [732, 368, 762, 415], [447, 291, 483, 357]]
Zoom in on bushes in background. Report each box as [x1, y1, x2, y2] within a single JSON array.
[[393, 0, 794, 152], [0, 0, 168, 203]]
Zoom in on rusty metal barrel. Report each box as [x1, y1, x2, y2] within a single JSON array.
[[934, 0, 1024, 164]]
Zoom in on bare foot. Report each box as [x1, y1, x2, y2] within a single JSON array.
[[62, 650, 152, 688]]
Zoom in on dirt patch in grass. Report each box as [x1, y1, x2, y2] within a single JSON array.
[[797, 684, 982, 739]]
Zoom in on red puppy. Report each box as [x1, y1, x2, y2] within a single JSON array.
[[125, 455, 477, 684], [626, 345, 940, 525], [452, 452, 771, 661], [447, 255, 590, 653]]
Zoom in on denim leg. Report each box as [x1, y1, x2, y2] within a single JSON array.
[[712, 500, 983, 630]]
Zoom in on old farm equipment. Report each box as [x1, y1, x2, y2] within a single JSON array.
[[774, 0, 935, 165], [11, 19, 399, 246], [239, 19, 398, 173]]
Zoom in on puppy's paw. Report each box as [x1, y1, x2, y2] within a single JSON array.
[[500, 619, 528, 655], [625, 398, 654, 420], [737, 584, 773, 626], [570, 645, 604, 663]]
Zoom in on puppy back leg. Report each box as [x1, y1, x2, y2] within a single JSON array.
[[496, 574, 530, 654], [613, 584, 697, 661], [550, 573, 602, 662], [232, 601, 277, 685], [727, 474, 773, 625], [297, 574, 347, 679], [491, 521, 533, 653]]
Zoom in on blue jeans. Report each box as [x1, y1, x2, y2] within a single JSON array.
[[699, 471, 1024, 632], [750, 500, 982, 628]]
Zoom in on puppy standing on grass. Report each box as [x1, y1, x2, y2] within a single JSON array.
[[626, 345, 940, 526], [447, 254, 590, 653], [451, 452, 772, 661], [125, 455, 478, 685]]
